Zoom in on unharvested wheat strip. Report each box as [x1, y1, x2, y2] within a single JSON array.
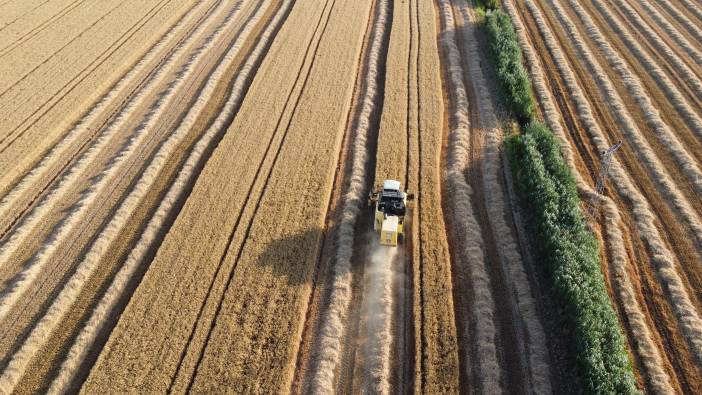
[[0, 0, 90, 58], [521, 0, 702, 366], [609, 0, 702, 100], [627, 0, 702, 65], [308, 0, 389, 392], [0, 0, 233, 269], [46, 2, 288, 391], [0, 0, 126, 95], [542, 0, 702, 249], [563, 0, 702, 183], [0, 2, 271, 392], [454, 2, 552, 393], [0, 1, 246, 323], [587, 0, 702, 135], [652, 0, 702, 48], [0, 0, 216, 235], [505, 3, 675, 391], [437, 0, 502, 392]]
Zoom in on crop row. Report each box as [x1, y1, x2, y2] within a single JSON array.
[[501, 1, 675, 391], [486, 7, 639, 393]]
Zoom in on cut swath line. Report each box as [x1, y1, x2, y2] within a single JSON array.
[[0, 0, 269, 390], [0, 0, 245, 324], [45, 0, 291, 392], [307, 0, 389, 392], [0, 0, 218, 240], [520, 0, 702, 369]]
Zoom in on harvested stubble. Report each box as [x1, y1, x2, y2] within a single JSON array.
[[672, 0, 702, 24], [650, 0, 702, 49], [82, 0, 369, 392], [373, 0, 460, 392], [629, 0, 702, 65], [0, 0, 195, 194], [608, 0, 702, 100], [412, 0, 460, 391], [503, 2, 674, 391], [47, 1, 288, 391], [518, 0, 702, 369], [436, 0, 501, 392], [552, 0, 702, 198], [366, 0, 409, 390], [307, 0, 388, 391], [187, 0, 370, 390], [582, 0, 702, 141], [362, 247, 397, 394], [0, 0, 229, 270], [538, 0, 702, 251], [0, 1, 270, 392], [0, 0, 246, 324], [466, 4, 551, 393]]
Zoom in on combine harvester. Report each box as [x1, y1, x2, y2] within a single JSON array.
[[368, 179, 413, 246]]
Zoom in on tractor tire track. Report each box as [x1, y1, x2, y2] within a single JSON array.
[[0, 0, 87, 58]]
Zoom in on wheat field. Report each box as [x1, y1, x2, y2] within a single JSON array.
[[0, 0, 699, 393]]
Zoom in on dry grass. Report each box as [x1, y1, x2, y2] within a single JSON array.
[[0, 0, 211, 249], [46, 3, 287, 391], [609, 0, 702, 100], [362, 246, 397, 394], [0, 0, 245, 323], [413, 0, 460, 391], [521, 0, 702, 369], [583, 0, 702, 141], [0, 2, 270, 392], [307, 0, 388, 391], [652, 0, 702, 47], [561, 0, 702, 193], [0, 0, 212, 248], [673, 0, 702, 24], [503, 3, 675, 392]]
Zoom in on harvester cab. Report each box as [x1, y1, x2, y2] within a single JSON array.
[[368, 179, 414, 246]]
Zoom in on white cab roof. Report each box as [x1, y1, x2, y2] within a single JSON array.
[[382, 179, 401, 191]]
